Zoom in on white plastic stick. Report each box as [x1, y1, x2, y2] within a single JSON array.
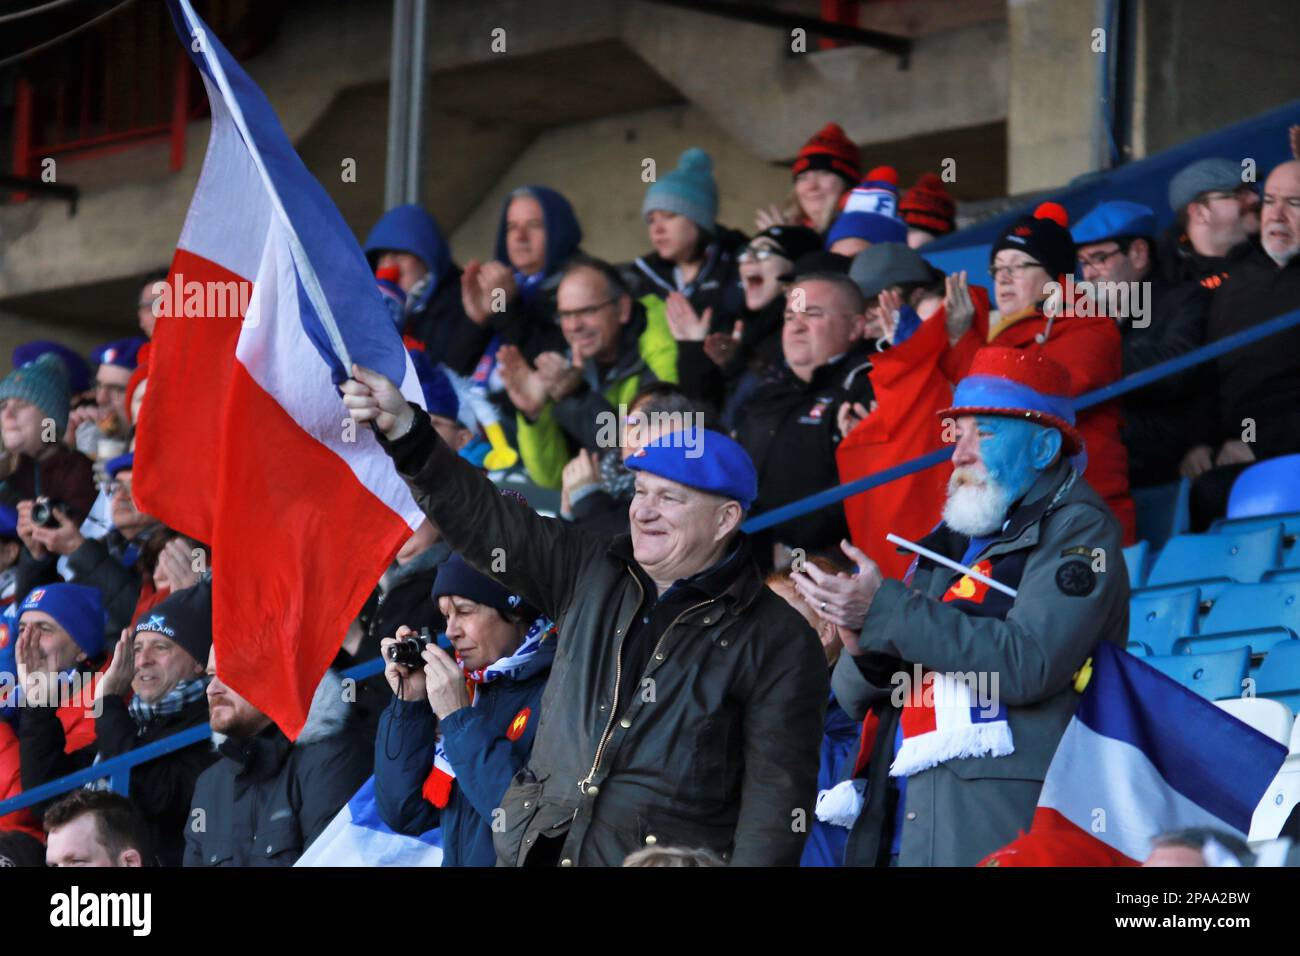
[[886, 533, 1018, 598]]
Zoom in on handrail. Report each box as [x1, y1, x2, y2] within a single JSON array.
[[0, 658, 384, 817], [742, 304, 1300, 533], [7, 303, 1300, 816]]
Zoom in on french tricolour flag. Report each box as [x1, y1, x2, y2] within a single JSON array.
[[135, 1, 425, 737], [1032, 642, 1287, 864], [295, 777, 443, 868]]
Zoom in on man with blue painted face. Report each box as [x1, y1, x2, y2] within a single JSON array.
[[792, 347, 1129, 866]]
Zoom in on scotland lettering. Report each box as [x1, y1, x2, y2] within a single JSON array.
[[149, 274, 255, 324], [49, 887, 152, 936]]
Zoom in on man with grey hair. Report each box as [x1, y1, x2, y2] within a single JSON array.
[[1184, 159, 1300, 528], [1144, 827, 1254, 867], [734, 270, 875, 567]]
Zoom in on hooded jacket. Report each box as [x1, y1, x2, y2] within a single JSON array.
[[363, 204, 471, 364], [623, 225, 748, 331], [373, 627, 555, 867], [184, 671, 370, 866], [376, 411, 829, 866], [444, 186, 583, 378]]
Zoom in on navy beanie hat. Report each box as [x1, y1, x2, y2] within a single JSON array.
[[17, 583, 106, 659], [432, 553, 536, 621]]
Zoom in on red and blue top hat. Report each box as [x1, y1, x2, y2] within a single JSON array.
[[939, 347, 1084, 455]]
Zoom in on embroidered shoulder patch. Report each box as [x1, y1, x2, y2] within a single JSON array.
[[506, 706, 532, 742], [1055, 560, 1096, 597]]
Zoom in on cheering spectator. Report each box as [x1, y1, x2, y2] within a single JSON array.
[[1071, 200, 1211, 489], [93, 584, 217, 866], [445, 185, 583, 407], [625, 148, 746, 343], [757, 122, 861, 236], [13, 584, 109, 814], [1183, 159, 1300, 528], [44, 790, 149, 867], [0, 355, 95, 523], [899, 173, 956, 248], [798, 348, 1128, 866], [560, 382, 706, 537], [1158, 157, 1260, 291], [67, 338, 146, 462], [373, 554, 555, 866], [343, 369, 828, 866], [363, 204, 471, 363], [945, 202, 1136, 542], [502, 256, 678, 490], [186, 654, 369, 867], [734, 272, 874, 567]]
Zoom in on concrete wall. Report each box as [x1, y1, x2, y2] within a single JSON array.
[[449, 103, 792, 265]]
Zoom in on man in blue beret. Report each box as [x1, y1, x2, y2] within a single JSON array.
[[67, 337, 148, 459], [343, 365, 830, 866], [1072, 200, 1212, 488]]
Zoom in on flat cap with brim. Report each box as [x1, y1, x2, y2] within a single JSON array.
[[625, 429, 757, 511], [849, 242, 938, 298], [1168, 157, 1246, 212], [939, 347, 1083, 456]]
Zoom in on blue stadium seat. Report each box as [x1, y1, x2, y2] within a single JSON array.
[[1145, 526, 1283, 589], [1256, 642, 1300, 712], [1123, 541, 1149, 589], [1133, 479, 1190, 551], [1129, 588, 1199, 656], [1211, 513, 1300, 537], [1228, 454, 1300, 519], [1127, 641, 1152, 657], [1265, 568, 1300, 584], [1175, 582, 1300, 657], [1146, 648, 1251, 701]]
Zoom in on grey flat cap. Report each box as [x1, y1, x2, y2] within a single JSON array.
[[848, 242, 938, 298], [1168, 157, 1247, 212]]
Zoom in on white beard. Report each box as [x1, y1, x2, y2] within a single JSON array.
[[942, 467, 1013, 536]]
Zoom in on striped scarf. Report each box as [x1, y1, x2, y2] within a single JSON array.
[[128, 677, 209, 731]]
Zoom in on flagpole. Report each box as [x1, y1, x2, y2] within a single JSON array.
[[886, 533, 1019, 598]]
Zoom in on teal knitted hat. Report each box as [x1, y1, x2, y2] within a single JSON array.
[[0, 353, 71, 438], [642, 147, 719, 234]]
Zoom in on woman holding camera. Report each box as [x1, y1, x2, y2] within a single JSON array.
[[374, 553, 555, 866]]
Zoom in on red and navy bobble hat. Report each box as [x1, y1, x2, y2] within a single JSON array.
[[625, 429, 758, 511], [939, 347, 1083, 455], [990, 202, 1075, 280], [900, 173, 956, 237], [791, 122, 862, 187]]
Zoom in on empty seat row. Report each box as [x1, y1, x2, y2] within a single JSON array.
[[1142, 642, 1300, 710]]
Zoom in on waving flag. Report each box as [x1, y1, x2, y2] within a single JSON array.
[[295, 777, 444, 868], [135, 0, 425, 737], [1027, 642, 1287, 865]]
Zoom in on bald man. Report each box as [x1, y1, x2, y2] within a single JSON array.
[[1185, 159, 1300, 528]]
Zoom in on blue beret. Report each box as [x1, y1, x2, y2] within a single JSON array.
[[12, 341, 91, 393], [17, 583, 106, 658], [1072, 201, 1157, 246], [91, 337, 147, 371], [625, 429, 757, 510], [0, 503, 17, 539], [408, 350, 461, 424], [105, 452, 134, 478]]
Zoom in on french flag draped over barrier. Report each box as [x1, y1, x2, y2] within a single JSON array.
[[1031, 642, 1287, 865], [135, 0, 425, 737], [295, 777, 444, 868]]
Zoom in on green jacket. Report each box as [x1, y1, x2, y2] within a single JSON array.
[[516, 297, 678, 489]]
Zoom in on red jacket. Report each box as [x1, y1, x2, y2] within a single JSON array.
[[946, 302, 1136, 544], [0, 720, 43, 841]]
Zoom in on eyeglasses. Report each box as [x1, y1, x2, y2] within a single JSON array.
[[989, 260, 1045, 280], [738, 246, 784, 263], [556, 298, 616, 322], [1200, 187, 1257, 206], [1078, 247, 1125, 270], [101, 480, 133, 496]]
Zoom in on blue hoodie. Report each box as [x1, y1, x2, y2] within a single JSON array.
[[363, 204, 454, 313], [491, 186, 583, 299]]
